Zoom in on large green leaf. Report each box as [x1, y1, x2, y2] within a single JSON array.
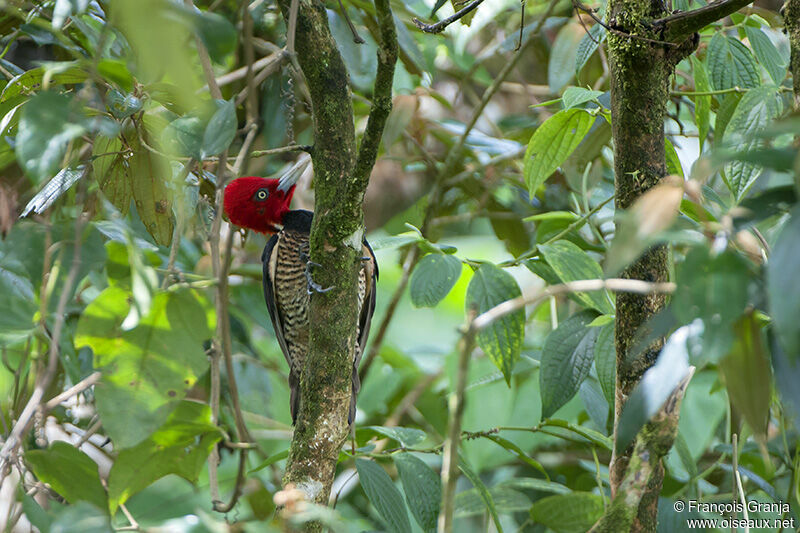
[[127, 131, 174, 246], [455, 486, 530, 517], [768, 208, 800, 362], [107, 401, 221, 513], [93, 135, 131, 215], [673, 248, 751, 363], [574, 24, 606, 77], [190, 9, 237, 64], [593, 323, 616, 405], [0, 260, 38, 343], [15, 91, 87, 182], [719, 314, 771, 443], [409, 253, 462, 308], [706, 33, 761, 91], [465, 264, 524, 384], [201, 99, 236, 157], [744, 26, 786, 85], [394, 453, 440, 533], [355, 459, 411, 533], [539, 240, 614, 314], [540, 311, 598, 419], [364, 426, 427, 448], [530, 492, 603, 533], [75, 286, 212, 448], [25, 442, 107, 510], [524, 109, 594, 197], [723, 87, 782, 201]]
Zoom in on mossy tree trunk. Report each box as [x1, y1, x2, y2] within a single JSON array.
[[602, 0, 756, 530], [275, 0, 397, 519]]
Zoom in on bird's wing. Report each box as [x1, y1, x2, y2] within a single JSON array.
[[262, 233, 292, 369]]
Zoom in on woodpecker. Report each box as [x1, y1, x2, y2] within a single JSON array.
[[222, 158, 377, 425]]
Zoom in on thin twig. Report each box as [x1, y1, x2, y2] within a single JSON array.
[[286, 0, 299, 58], [572, 0, 679, 47], [473, 278, 675, 331], [413, 0, 486, 34], [337, 0, 365, 43], [43, 372, 102, 411]]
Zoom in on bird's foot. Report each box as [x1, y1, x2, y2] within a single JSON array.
[[302, 256, 335, 295]]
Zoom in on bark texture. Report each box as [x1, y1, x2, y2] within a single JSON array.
[[275, 0, 397, 520]]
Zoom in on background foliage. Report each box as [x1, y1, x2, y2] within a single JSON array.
[[0, 0, 798, 531]]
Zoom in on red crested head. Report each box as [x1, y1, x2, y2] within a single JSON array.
[[223, 176, 295, 234]]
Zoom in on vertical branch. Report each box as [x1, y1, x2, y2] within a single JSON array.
[[274, 0, 397, 515], [438, 315, 476, 533]]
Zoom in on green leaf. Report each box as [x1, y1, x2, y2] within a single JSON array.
[[575, 24, 606, 77], [691, 56, 710, 152], [673, 248, 751, 363], [0, 261, 38, 343], [548, 23, 584, 93], [616, 322, 694, 452], [768, 208, 800, 362], [191, 9, 237, 64], [723, 87, 782, 201], [744, 26, 786, 85], [530, 492, 604, 533], [458, 459, 503, 533], [714, 92, 743, 147], [562, 87, 604, 110], [93, 135, 131, 215], [49, 501, 112, 533], [365, 426, 427, 448], [540, 311, 598, 419], [15, 91, 87, 182], [107, 401, 221, 513], [539, 240, 614, 314], [75, 287, 212, 448], [497, 477, 570, 494], [409, 254, 462, 308], [161, 116, 204, 159], [593, 323, 616, 405], [128, 133, 174, 246], [524, 109, 594, 196], [355, 459, 411, 533], [25, 442, 107, 510], [665, 138, 683, 178], [394, 453, 440, 533], [720, 314, 771, 442], [455, 486, 530, 517], [1, 66, 87, 102], [706, 33, 761, 91], [201, 99, 236, 158], [465, 264, 524, 384]]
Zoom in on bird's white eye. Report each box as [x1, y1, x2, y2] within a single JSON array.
[[254, 188, 269, 201]]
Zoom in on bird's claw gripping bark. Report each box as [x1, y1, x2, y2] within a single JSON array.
[[302, 257, 334, 295]]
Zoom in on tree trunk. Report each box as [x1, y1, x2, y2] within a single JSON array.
[[274, 0, 396, 524]]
